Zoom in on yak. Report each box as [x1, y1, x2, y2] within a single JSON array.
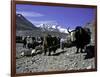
[[43, 34, 60, 56], [22, 36, 43, 49], [67, 26, 91, 53]]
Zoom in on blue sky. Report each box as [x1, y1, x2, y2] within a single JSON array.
[[16, 4, 96, 29]]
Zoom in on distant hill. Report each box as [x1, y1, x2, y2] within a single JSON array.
[[16, 14, 39, 30]]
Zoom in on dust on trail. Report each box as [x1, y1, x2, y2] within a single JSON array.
[[16, 43, 95, 74]]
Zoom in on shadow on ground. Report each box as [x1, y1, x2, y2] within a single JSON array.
[[52, 50, 67, 56]]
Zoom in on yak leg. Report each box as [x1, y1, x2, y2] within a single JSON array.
[[44, 48, 47, 55], [23, 43, 26, 48], [80, 45, 85, 53], [23, 43, 24, 48], [62, 43, 64, 50], [23, 44, 25, 48], [53, 48, 56, 53], [53, 50, 56, 54], [53, 47, 56, 54], [76, 47, 79, 53], [80, 48, 85, 53], [48, 48, 51, 56], [60, 42, 64, 50], [80, 48, 83, 53], [24, 44, 26, 48]]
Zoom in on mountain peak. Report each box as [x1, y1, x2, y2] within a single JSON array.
[[16, 14, 22, 17], [16, 13, 39, 30]]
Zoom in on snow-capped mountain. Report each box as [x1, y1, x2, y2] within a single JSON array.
[[36, 23, 69, 33], [16, 13, 70, 34]]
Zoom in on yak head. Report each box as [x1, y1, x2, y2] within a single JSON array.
[[67, 27, 76, 43], [67, 26, 91, 44]]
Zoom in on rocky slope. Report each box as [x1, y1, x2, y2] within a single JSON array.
[[16, 14, 38, 30]]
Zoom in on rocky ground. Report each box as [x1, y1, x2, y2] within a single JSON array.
[[16, 43, 95, 74]]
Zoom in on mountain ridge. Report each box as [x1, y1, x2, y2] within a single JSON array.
[[16, 14, 39, 30]]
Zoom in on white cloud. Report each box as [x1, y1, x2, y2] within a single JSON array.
[[16, 11, 44, 17], [57, 26, 73, 33], [30, 20, 58, 25], [58, 27, 68, 33]]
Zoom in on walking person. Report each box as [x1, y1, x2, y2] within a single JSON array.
[[60, 38, 65, 50]]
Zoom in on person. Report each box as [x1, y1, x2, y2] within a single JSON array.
[[26, 36, 30, 48], [22, 36, 27, 48], [60, 38, 65, 50]]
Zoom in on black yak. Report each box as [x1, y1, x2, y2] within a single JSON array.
[[43, 34, 60, 56], [67, 26, 91, 53]]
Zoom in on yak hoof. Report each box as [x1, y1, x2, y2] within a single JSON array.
[[48, 54, 51, 56], [81, 51, 85, 53], [75, 52, 79, 54]]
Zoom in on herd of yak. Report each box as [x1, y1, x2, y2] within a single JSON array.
[[16, 26, 94, 58]]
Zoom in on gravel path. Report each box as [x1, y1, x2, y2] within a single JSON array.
[[16, 43, 95, 74]]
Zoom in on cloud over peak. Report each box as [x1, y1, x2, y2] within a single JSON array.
[[16, 11, 44, 17]]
